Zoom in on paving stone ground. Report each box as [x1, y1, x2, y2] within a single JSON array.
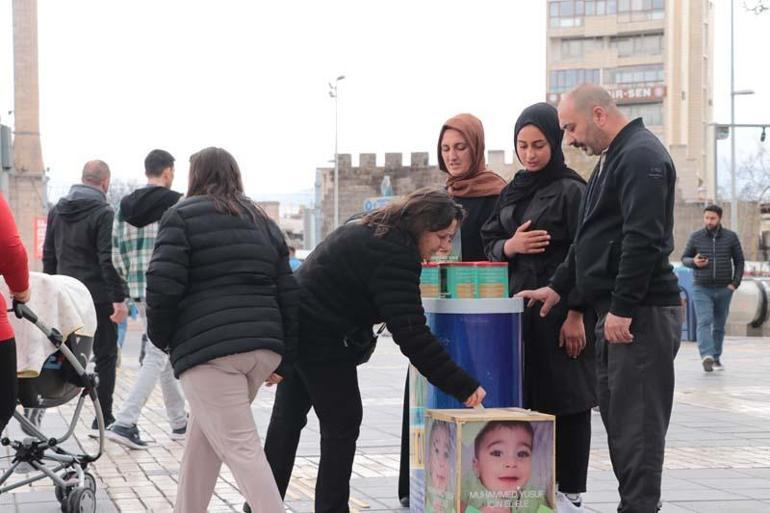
[[3, 324, 770, 512]]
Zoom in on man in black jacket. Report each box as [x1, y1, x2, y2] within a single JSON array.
[[43, 160, 128, 432], [518, 84, 681, 513], [681, 204, 744, 372]]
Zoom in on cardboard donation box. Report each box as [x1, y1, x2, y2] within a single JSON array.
[[424, 408, 555, 513]]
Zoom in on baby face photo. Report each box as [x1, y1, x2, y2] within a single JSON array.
[[425, 418, 457, 513], [461, 420, 554, 513]]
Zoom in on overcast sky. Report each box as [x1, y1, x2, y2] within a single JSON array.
[[0, 1, 768, 203]]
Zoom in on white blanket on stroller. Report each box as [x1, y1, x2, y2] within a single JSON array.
[[0, 272, 97, 378]]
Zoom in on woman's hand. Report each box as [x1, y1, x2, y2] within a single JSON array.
[[12, 288, 30, 304], [502, 220, 550, 257], [464, 386, 486, 408], [559, 310, 586, 358], [265, 373, 283, 387]]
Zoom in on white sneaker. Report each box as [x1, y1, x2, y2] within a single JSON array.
[[556, 491, 584, 513], [702, 355, 714, 372]]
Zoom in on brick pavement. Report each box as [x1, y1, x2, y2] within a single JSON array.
[[3, 328, 770, 512]]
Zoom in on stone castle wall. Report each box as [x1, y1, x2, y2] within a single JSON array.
[[319, 151, 762, 261]]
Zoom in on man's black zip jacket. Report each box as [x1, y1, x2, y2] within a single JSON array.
[[549, 118, 680, 317]]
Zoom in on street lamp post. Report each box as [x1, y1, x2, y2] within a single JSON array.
[[730, 0, 756, 233], [329, 75, 345, 229]]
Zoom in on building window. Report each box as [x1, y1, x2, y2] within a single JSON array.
[[618, 0, 665, 22], [584, 0, 618, 15], [549, 68, 601, 93], [609, 32, 664, 57], [619, 102, 664, 126], [604, 64, 664, 87], [551, 0, 661, 23], [549, 0, 585, 27], [560, 37, 604, 58]]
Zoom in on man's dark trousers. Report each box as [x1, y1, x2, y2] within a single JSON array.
[[93, 302, 118, 424], [595, 305, 681, 513]]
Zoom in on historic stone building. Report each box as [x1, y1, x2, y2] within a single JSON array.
[[315, 151, 516, 241]]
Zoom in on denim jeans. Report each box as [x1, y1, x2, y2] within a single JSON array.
[[114, 302, 187, 430], [693, 286, 734, 360]]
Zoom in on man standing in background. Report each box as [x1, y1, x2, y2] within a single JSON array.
[[107, 149, 187, 449], [43, 160, 128, 434]]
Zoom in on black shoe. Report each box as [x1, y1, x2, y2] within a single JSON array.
[[170, 423, 187, 440], [88, 416, 113, 439], [106, 424, 149, 450], [243, 502, 251, 513], [399, 496, 410, 507]]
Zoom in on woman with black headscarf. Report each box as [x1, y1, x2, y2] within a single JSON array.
[[482, 103, 596, 511]]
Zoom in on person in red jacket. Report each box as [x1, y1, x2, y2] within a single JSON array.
[[0, 193, 30, 433]]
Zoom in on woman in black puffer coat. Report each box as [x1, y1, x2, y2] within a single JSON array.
[[146, 147, 298, 513], [263, 188, 486, 513]]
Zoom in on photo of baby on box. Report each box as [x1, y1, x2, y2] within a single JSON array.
[[462, 420, 553, 513], [425, 419, 457, 513], [425, 409, 555, 513]]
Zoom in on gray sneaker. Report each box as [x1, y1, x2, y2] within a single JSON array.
[[106, 424, 149, 450], [702, 355, 714, 372]]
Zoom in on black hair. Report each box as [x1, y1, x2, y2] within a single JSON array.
[[145, 149, 175, 177], [704, 204, 723, 218]]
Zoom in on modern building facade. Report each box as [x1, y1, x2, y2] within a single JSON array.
[[546, 0, 714, 201]]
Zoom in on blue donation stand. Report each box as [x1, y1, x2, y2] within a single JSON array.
[[674, 266, 697, 342], [409, 297, 523, 512]]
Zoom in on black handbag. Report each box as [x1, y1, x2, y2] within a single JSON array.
[[343, 323, 387, 365]]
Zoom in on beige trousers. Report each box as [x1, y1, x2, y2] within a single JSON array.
[[174, 349, 283, 513]]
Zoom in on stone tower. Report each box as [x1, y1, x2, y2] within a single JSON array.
[[9, 0, 46, 267]]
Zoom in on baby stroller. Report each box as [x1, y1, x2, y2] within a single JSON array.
[[0, 275, 104, 513]]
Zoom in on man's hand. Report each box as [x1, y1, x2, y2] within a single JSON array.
[[503, 220, 550, 258], [559, 310, 586, 358], [110, 302, 129, 324], [604, 313, 633, 343], [728, 284, 736, 291], [693, 254, 709, 268], [515, 286, 562, 317], [12, 288, 30, 304], [464, 386, 487, 408], [265, 373, 283, 387]]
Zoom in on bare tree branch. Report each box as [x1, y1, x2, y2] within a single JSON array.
[[106, 178, 142, 210], [744, 1, 770, 14], [736, 145, 770, 202]]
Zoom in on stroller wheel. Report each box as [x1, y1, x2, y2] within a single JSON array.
[[67, 487, 96, 513], [56, 471, 96, 505], [55, 471, 77, 504], [83, 471, 97, 493]]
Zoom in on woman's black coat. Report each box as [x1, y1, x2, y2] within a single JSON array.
[[295, 222, 479, 402], [146, 196, 299, 378], [482, 177, 597, 415], [454, 195, 499, 261]]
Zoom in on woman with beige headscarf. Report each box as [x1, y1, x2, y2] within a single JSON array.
[[397, 114, 506, 506], [437, 113, 506, 260]]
